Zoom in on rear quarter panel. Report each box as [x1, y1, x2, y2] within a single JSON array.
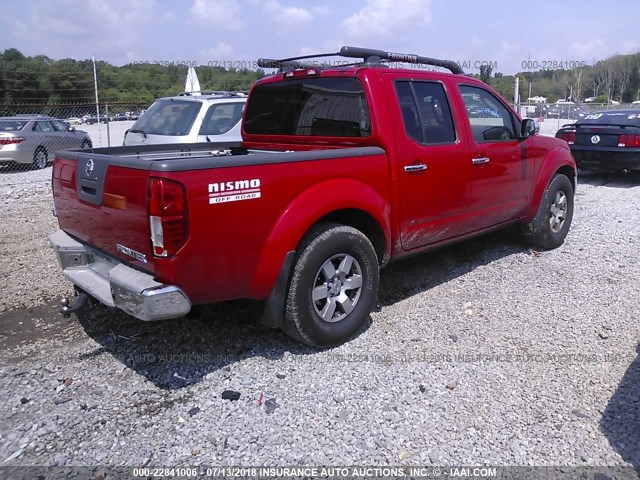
[[155, 152, 391, 303]]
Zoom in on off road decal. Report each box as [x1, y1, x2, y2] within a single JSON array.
[[208, 179, 261, 204]]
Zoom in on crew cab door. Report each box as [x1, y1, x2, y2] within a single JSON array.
[[383, 75, 472, 250], [454, 83, 533, 231]]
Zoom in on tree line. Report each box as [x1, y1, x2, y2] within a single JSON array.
[[480, 52, 640, 104], [0, 48, 265, 105], [1, 47, 640, 107]]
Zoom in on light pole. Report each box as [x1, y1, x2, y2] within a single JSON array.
[[92, 55, 102, 146]]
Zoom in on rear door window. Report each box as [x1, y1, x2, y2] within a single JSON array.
[[244, 77, 371, 137], [199, 102, 244, 135], [34, 121, 54, 133], [131, 100, 202, 136], [395, 80, 456, 144]]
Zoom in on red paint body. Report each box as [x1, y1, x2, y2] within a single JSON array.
[[52, 67, 576, 305]]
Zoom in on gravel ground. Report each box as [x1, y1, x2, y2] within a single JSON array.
[[0, 166, 639, 473], [0, 168, 73, 312]]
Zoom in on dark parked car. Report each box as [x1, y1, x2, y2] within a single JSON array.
[[85, 115, 111, 125], [546, 105, 563, 118], [570, 105, 591, 120], [556, 110, 640, 172]]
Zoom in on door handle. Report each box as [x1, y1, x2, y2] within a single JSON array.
[[404, 164, 428, 173], [472, 157, 490, 165]]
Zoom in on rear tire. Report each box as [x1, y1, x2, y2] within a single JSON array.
[[522, 174, 574, 249], [32, 147, 48, 170], [283, 223, 379, 347]]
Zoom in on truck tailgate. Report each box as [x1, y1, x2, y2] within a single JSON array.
[[52, 152, 154, 273]]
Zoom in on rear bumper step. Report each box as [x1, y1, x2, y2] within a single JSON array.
[[48, 229, 191, 321]]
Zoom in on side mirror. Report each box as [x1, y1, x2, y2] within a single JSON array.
[[521, 118, 539, 138], [68, 126, 75, 132]]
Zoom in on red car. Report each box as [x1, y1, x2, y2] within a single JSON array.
[[49, 47, 577, 347]]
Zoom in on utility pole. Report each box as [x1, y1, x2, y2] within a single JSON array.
[[92, 55, 100, 122], [92, 55, 102, 146], [105, 102, 111, 147]]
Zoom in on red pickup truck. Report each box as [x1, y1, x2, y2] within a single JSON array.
[[49, 47, 577, 347]]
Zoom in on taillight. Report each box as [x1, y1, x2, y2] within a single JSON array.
[[284, 68, 320, 78], [556, 131, 575, 144], [617, 134, 640, 148], [148, 178, 188, 257], [0, 137, 26, 145]]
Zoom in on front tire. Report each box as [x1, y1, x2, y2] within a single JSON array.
[[32, 147, 48, 170], [283, 223, 379, 347], [522, 174, 574, 249]]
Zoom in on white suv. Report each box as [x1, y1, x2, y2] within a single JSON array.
[[123, 92, 246, 146]]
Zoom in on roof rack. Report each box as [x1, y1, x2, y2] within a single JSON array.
[[257, 46, 464, 75], [177, 91, 247, 97]]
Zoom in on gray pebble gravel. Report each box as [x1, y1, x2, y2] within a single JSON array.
[[0, 168, 639, 470]]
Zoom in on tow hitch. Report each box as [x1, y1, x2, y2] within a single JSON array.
[[59, 292, 88, 318]]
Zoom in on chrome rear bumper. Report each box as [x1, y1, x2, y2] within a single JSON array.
[[48, 229, 191, 321]]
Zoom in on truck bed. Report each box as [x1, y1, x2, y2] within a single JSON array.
[[51, 141, 389, 305]]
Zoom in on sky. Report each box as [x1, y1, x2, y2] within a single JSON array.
[[1, 0, 639, 75]]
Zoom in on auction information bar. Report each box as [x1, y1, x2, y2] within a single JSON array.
[[152, 467, 496, 478], [0, 466, 638, 480]]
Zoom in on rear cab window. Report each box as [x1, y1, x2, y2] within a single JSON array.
[[244, 77, 371, 137], [131, 100, 202, 136]]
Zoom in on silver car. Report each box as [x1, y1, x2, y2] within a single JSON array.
[[123, 92, 246, 146], [0, 116, 92, 170]]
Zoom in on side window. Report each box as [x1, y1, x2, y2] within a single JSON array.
[[396, 82, 422, 142], [34, 121, 53, 133], [52, 120, 70, 132], [459, 85, 516, 142], [199, 102, 244, 136], [395, 80, 456, 145]]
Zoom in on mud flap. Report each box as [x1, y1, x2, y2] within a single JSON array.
[[260, 250, 295, 329]]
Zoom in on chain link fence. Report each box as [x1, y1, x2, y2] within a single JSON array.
[[517, 102, 640, 136], [2, 100, 640, 174], [521, 102, 640, 120], [0, 102, 149, 173]]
